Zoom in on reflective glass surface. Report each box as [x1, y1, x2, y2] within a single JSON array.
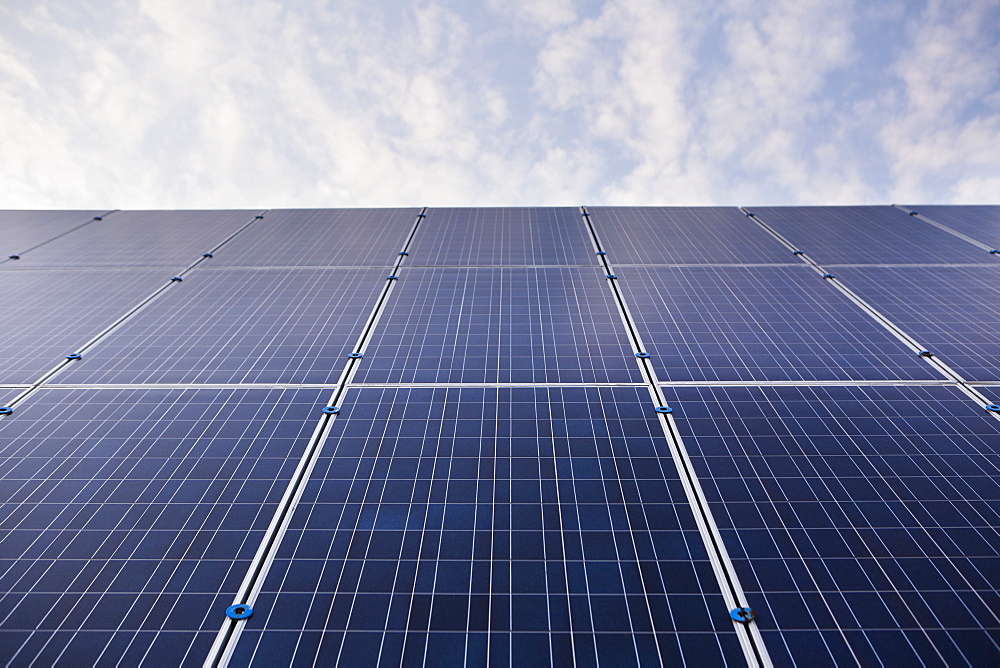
[[752, 207, 995, 265], [587, 207, 792, 264], [354, 268, 641, 384], [0, 388, 326, 667], [834, 267, 1000, 382], [209, 209, 419, 267], [408, 208, 594, 266], [56, 268, 386, 385], [906, 205, 1000, 250], [663, 385, 1000, 667], [231, 387, 744, 667], [0, 211, 106, 258], [616, 265, 939, 382]]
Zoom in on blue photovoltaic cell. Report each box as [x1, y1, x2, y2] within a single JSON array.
[[0, 269, 173, 384], [208, 209, 420, 268], [752, 207, 997, 265], [230, 386, 744, 667], [615, 265, 941, 382], [587, 207, 792, 264], [661, 384, 1000, 667], [13, 211, 260, 269], [55, 268, 387, 386], [833, 266, 1000, 382], [905, 205, 1000, 251], [407, 208, 594, 266], [353, 268, 641, 384], [0, 211, 106, 258], [0, 387, 326, 668]]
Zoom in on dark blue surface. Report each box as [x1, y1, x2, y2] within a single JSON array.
[[906, 205, 1000, 250], [353, 267, 641, 384], [209, 209, 420, 267], [0, 211, 106, 257], [752, 207, 997, 265], [408, 208, 594, 266], [587, 207, 792, 264], [616, 265, 941, 382], [55, 268, 386, 385], [662, 384, 1000, 667], [0, 269, 173, 384], [230, 387, 745, 667], [0, 387, 327, 667], [833, 267, 1000, 382], [14, 211, 259, 269]]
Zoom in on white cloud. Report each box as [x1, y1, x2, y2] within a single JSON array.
[[0, 0, 996, 208]]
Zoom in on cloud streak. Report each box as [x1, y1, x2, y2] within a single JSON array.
[[0, 0, 997, 208]]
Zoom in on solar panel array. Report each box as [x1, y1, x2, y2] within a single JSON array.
[[1, 205, 998, 667]]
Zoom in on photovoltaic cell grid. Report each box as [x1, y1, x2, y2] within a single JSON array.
[[587, 207, 793, 265], [208, 209, 420, 268], [661, 385, 1000, 667], [407, 208, 595, 266], [905, 205, 1000, 251], [55, 268, 388, 386], [614, 265, 940, 382], [231, 387, 744, 667], [0, 269, 173, 385], [12, 211, 260, 269], [833, 266, 1000, 382], [0, 211, 105, 258], [353, 268, 641, 384], [0, 387, 327, 668], [752, 206, 998, 265]]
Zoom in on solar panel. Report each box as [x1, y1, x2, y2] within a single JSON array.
[[207, 209, 420, 268], [614, 265, 940, 382], [0, 211, 106, 259], [660, 384, 1000, 666], [407, 208, 594, 266], [229, 386, 745, 666], [0, 387, 327, 667], [54, 268, 387, 386], [13, 211, 260, 269], [904, 205, 1000, 251], [352, 267, 642, 384], [832, 266, 1000, 382], [587, 207, 792, 264], [751, 207, 996, 265], [0, 269, 172, 384]]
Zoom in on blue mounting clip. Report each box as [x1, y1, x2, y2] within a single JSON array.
[[985, 404, 1000, 413], [202, 252, 213, 258], [822, 273, 836, 279], [730, 607, 756, 623], [322, 406, 340, 415], [93, 216, 102, 221], [655, 406, 673, 414], [8, 255, 19, 260], [254, 215, 265, 220], [417, 213, 426, 218], [170, 276, 183, 282], [908, 211, 919, 216], [65, 354, 82, 361], [990, 250, 1000, 255], [348, 353, 364, 359], [605, 274, 617, 280], [596, 251, 607, 255], [918, 350, 934, 357], [635, 352, 650, 358], [792, 251, 804, 255], [398, 251, 409, 256], [226, 604, 253, 620], [0, 407, 12, 415], [387, 275, 398, 280]]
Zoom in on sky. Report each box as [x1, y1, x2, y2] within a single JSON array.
[[0, 0, 998, 209]]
